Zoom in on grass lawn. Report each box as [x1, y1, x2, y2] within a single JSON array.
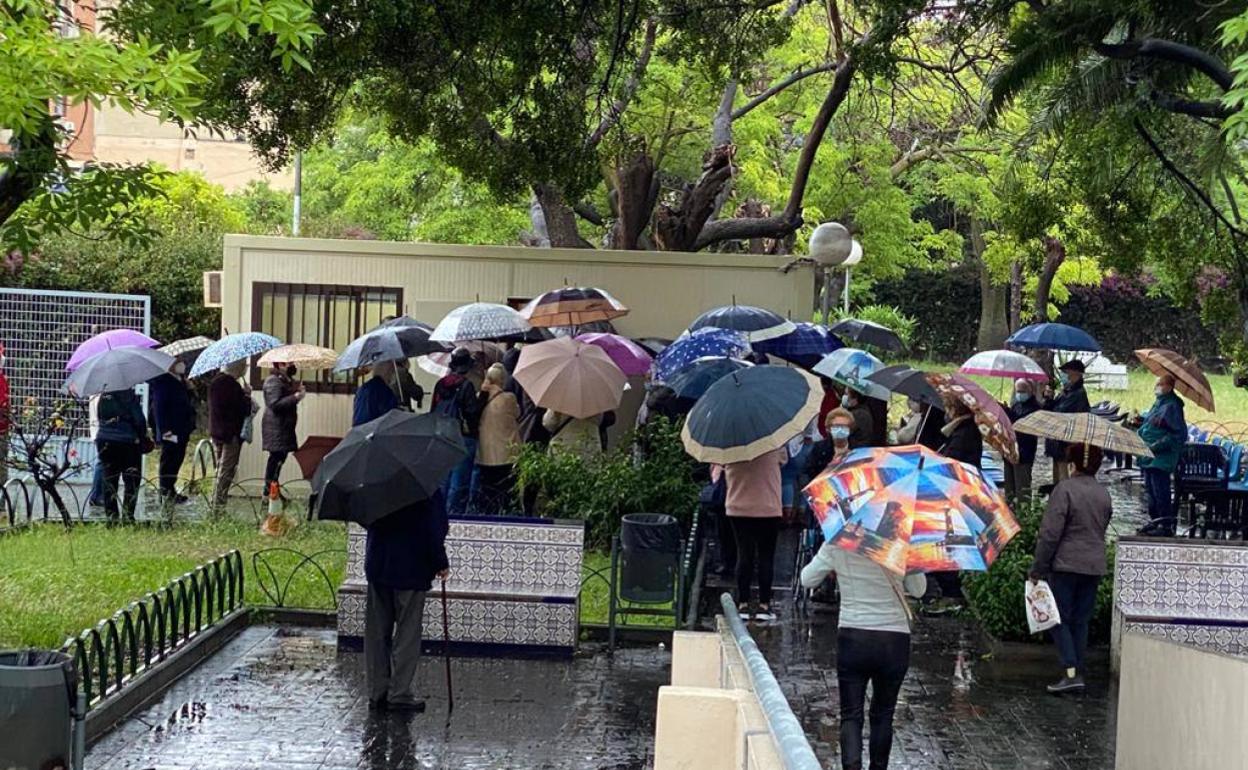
[[908, 361, 1248, 428], [0, 520, 674, 650]]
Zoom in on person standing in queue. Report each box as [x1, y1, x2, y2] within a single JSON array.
[[938, 398, 982, 469], [474, 363, 521, 514], [208, 360, 253, 508], [354, 360, 400, 427], [715, 448, 786, 622], [841, 388, 876, 449], [262, 361, 305, 491], [150, 360, 197, 506], [433, 347, 484, 515], [1135, 374, 1187, 536], [1043, 359, 1090, 482], [96, 386, 151, 523], [1003, 379, 1041, 504]]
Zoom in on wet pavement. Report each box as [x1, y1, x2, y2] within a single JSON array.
[[86, 626, 667, 770]]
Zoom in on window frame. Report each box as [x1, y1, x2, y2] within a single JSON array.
[[250, 281, 404, 395]]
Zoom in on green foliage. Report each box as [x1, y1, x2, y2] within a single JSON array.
[[513, 417, 701, 549], [1221, 8, 1248, 143], [963, 500, 1115, 644]]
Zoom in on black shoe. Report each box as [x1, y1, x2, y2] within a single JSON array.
[[1046, 675, 1086, 693], [367, 697, 387, 711], [387, 700, 426, 713]]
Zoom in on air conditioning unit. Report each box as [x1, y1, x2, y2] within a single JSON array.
[[203, 271, 223, 308]]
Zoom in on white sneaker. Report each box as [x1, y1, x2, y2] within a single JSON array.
[[754, 607, 776, 623], [737, 604, 752, 621]]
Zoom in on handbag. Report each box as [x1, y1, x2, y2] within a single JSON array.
[[240, 413, 255, 444], [139, 435, 156, 455], [1025, 579, 1061, 634]]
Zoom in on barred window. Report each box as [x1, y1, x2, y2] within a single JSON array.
[[251, 282, 403, 394]]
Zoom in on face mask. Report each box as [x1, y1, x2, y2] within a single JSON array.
[[173, 361, 186, 376], [841, 395, 853, 408], [907, 399, 920, 413], [830, 426, 851, 441], [1155, 387, 1166, 397], [286, 364, 298, 377], [1058, 372, 1069, 386], [1013, 392, 1031, 404]]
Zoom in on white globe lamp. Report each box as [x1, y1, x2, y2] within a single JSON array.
[[808, 222, 853, 266]]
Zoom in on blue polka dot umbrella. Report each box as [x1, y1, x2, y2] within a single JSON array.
[[753, 322, 843, 369], [687, 305, 796, 342], [189, 332, 282, 378], [681, 365, 822, 464], [654, 328, 750, 382]]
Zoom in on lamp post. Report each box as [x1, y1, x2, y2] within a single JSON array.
[[842, 238, 863, 315], [808, 222, 853, 323]]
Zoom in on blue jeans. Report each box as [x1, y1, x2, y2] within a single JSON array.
[[89, 459, 105, 506], [1047, 571, 1101, 673], [1143, 467, 1174, 527], [443, 437, 478, 515]]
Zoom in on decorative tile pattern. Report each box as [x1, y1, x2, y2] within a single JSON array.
[[1123, 621, 1248, 658], [337, 515, 584, 654], [1115, 539, 1248, 622]]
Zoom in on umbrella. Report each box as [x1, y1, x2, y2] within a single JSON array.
[[259, 344, 339, 370], [1006, 323, 1101, 353], [294, 436, 342, 480], [513, 337, 627, 419], [753, 322, 844, 369], [576, 333, 653, 377], [313, 411, 467, 527], [66, 329, 159, 371], [521, 287, 629, 327], [634, 337, 673, 357], [189, 332, 282, 378], [159, 335, 214, 363], [804, 445, 1020, 575], [812, 348, 891, 401], [1134, 348, 1215, 412], [1013, 411, 1154, 457], [416, 341, 504, 378], [681, 365, 821, 464], [867, 365, 942, 408], [666, 357, 752, 401], [828, 319, 905, 352], [960, 350, 1047, 381], [687, 305, 796, 343], [336, 326, 448, 373], [430, 302, 532, 343], [926, 373, 1019, 464], [64, 347, 175, 398], [654, 328, 750, 382]]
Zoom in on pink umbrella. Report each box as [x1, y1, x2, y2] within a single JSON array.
[[959, 349, 1047, 381], [576, 333, 652, 377], [66, 329, 160, 371]]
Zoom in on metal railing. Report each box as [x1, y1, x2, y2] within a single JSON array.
[[719, 592, 820, 770], [62, 551, 245, 710]]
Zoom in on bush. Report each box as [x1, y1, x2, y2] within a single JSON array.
[[512, 417, 702, 549], [963, 499, 1116, 644]]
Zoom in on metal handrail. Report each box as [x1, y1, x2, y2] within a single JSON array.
[[719, 592, 820, 770]]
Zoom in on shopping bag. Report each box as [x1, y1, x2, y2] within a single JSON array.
[[1024, 579, 1061, 634]]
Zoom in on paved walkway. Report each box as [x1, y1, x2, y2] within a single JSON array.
[[86, 626, 668, 770]]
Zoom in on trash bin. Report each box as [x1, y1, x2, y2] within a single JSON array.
[[0, 649, 77, 770], [619, 513, 681, 604]]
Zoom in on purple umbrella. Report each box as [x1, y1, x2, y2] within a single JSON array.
[[66, 329, 160, 371], [576, 332, 652, 377]]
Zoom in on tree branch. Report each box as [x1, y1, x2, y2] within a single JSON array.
[[573, 200, 606, 226], [1095, 38, 1233, 92], [586, 18, 657, 147], [731, 61, 838, 121], [889, 145, 996, 178], [1149, 90, 1233, 120]]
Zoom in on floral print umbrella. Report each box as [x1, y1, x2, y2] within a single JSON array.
[[189, 332, 282, 378], [926, 372, 1019, 464], [804, 445, 1020, 575]]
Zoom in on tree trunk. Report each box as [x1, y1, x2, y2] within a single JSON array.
[[1034, 236, 1066, 323], [972, 218, 1008, 350], [653, 145, 735, 252], [1008, 259, 1023, 331], [609, 152, 656, 250], [533, 184, 590, 248]]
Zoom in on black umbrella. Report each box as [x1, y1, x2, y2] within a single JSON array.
[[867, 365, 942, 408], [63, 347, 175, 398], [634, 337, 673, 357], [335, 324, 448, 372], [312, 411, 467, 527], [829, 319, 905, 352]]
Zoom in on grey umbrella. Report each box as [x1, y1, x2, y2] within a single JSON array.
[[63, 347, 175, 398]]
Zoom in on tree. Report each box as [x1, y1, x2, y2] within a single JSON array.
[[0, 0, 321, 252], [1, 395, 89, 526]]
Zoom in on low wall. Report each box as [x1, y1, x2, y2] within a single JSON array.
[[1111, 537, 1248, 667], [1115, 633, 1248, 769], [654, 603, 819, 770]]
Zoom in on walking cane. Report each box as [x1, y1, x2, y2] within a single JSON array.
[[441, 578, 454, 716]]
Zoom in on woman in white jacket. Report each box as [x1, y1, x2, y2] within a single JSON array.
[[801, 540, 925, 770]]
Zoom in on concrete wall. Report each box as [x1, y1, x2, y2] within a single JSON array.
[[220, 235, 814, 489], [654, 627, 787, 770], [1115, 633, 1248, 770]]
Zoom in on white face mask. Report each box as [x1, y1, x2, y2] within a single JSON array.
[[0, 354, 6, 370], [1155, 387, 1166, 397]]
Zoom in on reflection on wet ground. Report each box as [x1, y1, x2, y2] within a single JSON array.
[[86, 626, 667, 770]]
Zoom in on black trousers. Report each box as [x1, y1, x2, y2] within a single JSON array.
[[730, 517, 781, 606], [98, 441, 142, 522], [837, 628, 911, 770], [158, 439, 188, 496], [264, 451, 289, 489], [473, 464, 514, 515]]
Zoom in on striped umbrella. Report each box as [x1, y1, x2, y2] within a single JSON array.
[[960, 350, 1047, 381], [687, 305, 796, 343], [681, 365, 821, 464], [521, 287, 629, 327], [926, 373, 1019, 464], [1014, 411, 1154, 457], [189, 332, 282, 378], [1134, 348, 1215, 412], [430, 303, 531, 343]]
